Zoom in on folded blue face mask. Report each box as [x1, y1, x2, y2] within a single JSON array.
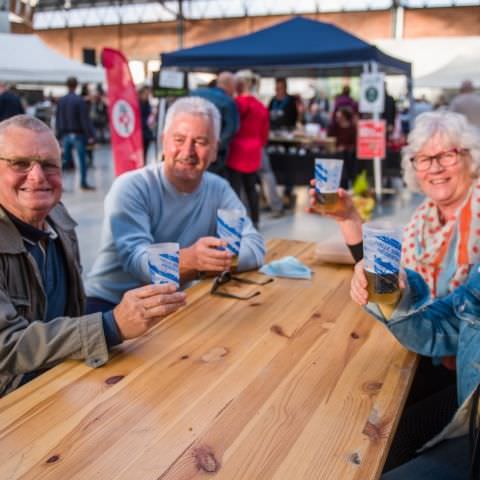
[[259, 256, 312, 279]]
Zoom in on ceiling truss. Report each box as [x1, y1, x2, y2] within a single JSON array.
[[30, 0, 480, 30]]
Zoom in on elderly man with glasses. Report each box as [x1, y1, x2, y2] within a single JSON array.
[[0, 115, 186, 397]]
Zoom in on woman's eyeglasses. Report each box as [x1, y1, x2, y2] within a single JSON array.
[[211, 271, 273, 300], [410, 148, 468, 172]]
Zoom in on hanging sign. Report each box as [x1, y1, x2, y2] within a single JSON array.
[[357, 119, 386, 159], [359, 73, 385, 114], [152, 69, 188, 98]]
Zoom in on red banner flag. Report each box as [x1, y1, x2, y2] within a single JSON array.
[[101, 48, 143, 176]]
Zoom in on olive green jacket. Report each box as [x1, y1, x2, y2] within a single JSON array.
[[0, 204, 109, 397]]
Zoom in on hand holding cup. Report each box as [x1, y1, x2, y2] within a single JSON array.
[[362, 222, 403, 305], [217, 208, 245, 271], [351, 260, 406, 306]]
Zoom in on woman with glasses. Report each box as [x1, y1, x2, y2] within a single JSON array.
[[400, 112, 480, 298], [312, 111, 480, 294], [309, 111, 480, 471]]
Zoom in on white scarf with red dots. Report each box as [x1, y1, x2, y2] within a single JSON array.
[[402, 180, 480, 298]]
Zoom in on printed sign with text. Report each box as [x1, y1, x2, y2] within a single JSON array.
[[357, 119, 386, 159]]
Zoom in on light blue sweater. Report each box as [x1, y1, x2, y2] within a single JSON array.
[[85, 163, 265, 304]]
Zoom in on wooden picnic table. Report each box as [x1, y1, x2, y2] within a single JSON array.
[[0, 239, 417, 480]]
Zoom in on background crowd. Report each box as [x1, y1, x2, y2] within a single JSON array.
[[1, 73, 480, 230]]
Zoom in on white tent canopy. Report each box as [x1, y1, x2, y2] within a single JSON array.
[[375, 37, 480, 77], [375, 37, 480, 90], [415, 53, 480, 89], [0, 33, 104, 85]]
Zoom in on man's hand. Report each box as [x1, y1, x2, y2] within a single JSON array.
[[113, 284, 186, 340], [180, 237, 232, 275]]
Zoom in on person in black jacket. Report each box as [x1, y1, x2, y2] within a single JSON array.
[[56, 77, 95, 190], [383, 84, 397, 139], [0, 82, 24, 122], [268, 78, 298, 131], [138, 86, 154, 165], [80, 84, 95, 168], [268, 78, 299, 209]]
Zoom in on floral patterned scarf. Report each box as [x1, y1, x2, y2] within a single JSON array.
[[402, 180, 480, 298]]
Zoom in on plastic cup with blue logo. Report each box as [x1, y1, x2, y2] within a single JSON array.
[[363, 222, 403, 304], [314, 158, 344, 214], [147, 242, 180, 288], [217, 209, 245, 269]]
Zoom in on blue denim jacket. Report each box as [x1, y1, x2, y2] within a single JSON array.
[[367, 265, 480, 407]]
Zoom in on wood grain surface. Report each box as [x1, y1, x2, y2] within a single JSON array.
[[0, 239, 417, 480]]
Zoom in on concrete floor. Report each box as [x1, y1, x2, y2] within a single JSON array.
[[61, 145, 423, 275]]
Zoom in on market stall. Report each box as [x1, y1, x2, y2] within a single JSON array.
[[161, 16, 411, 194]]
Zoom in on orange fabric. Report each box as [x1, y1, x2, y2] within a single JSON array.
[[457, 198, 472, 265]]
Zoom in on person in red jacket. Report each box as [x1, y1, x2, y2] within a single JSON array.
[[226, 71, 269, 228]]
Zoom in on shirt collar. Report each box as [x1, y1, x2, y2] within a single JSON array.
[[3, 208, 57, 244]]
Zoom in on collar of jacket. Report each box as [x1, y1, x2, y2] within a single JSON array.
[[0, 203, 77, 254]]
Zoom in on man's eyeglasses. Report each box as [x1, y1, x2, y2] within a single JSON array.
[[211, 271, 273, 300], [0, 157, 61, 175], [410, 148, 467, 172]]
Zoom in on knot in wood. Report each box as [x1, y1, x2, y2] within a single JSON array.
[[349, 452, 361, 465], [363, 420, 389, 442], [201, 347, 229, 363], [46, 454, 61, 464], [105, 375, 124, 385], [362, 381, 383, 393], [193, 446, 220, 473], [270, 324, 289, 338]]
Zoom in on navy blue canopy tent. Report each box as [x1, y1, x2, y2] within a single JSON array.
[[161, 16, 411, 78], [161, 16, 412, 198]]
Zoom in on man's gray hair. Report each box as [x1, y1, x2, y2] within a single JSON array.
[[402, 111, 480, 192], [164, 97, 221, 142], [0, 114, 52, 138]]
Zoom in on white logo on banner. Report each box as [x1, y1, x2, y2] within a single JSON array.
[[112, 99, 135, 138]]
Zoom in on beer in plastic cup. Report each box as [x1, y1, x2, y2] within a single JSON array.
[[217, 209, 245, 269], [314, 158, 343, 214], [363, 222, 402, 304], [147, 242, 180, 288]]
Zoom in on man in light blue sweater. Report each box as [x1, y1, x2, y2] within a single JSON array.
[[86, 97, 265, 310]]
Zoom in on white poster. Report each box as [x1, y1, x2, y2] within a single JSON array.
[[360, 73, 385, 114], [159, 70, 184, 89]]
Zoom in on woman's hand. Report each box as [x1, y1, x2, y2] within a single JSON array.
[[350, 260, 407, 306], [306, 182, 359, 222], [307, 180, 363, 245], [350, 260, 368, 305]]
